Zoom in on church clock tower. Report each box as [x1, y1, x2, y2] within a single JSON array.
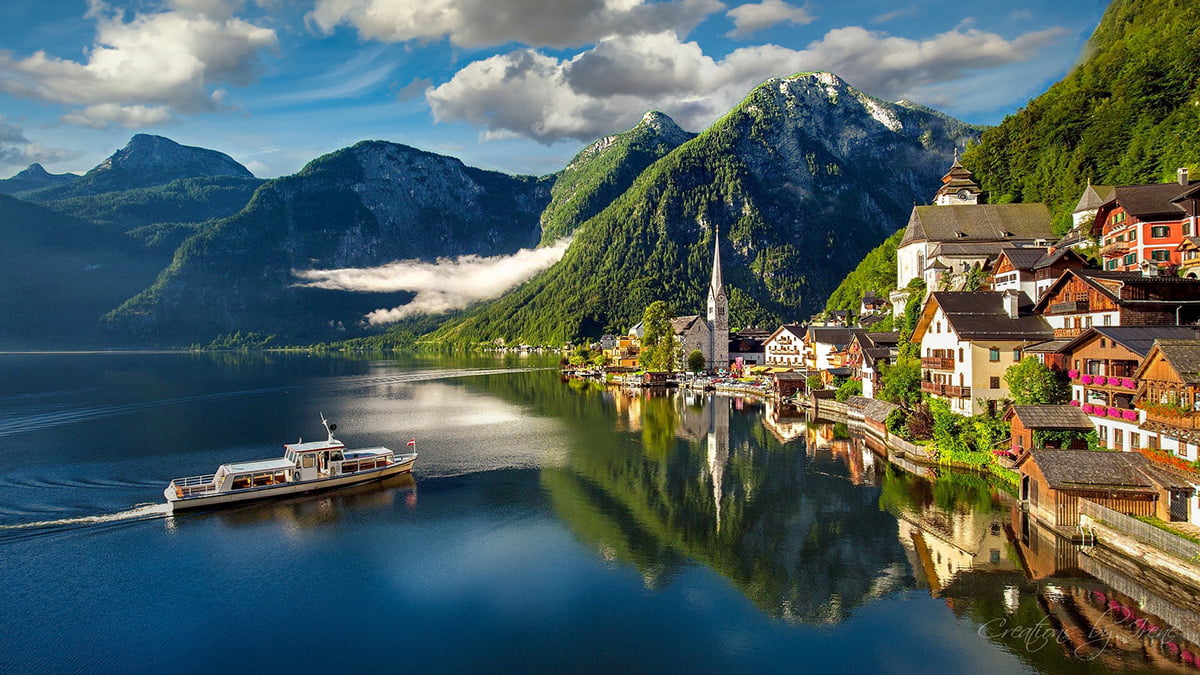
[[706, 230, 729, 371], [933, 148, 982, 205]]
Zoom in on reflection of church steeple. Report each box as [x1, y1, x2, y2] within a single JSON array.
[[706, 397, 729, 533]]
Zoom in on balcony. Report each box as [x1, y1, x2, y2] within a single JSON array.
[[1143, 409, 1200, 430], [1078, 374, 1138, 390], [921, 356, 956, 370], [1100, 240, 1130, 257], [922, 381, 972, 398], [1049, 299, 1090, 314], [1053, 327, 1083, 339]]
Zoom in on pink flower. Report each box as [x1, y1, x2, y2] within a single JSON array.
[[1068, 369, 1080, 379], [1123, 409, 1137, 421], [1082, 403, 1094, 414], [1109, 407, 1122, 418], [1122, 378, 1136, 389], [1081, 374, 1094, 384], [1070, 400, 1081, 407]]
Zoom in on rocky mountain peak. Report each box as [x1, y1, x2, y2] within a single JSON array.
[[15, 163, 50, 178], [636, 111, 691, 145], [91, 134, 254, 180]]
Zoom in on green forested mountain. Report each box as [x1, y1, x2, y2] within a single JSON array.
[[0, 195, 166, 348], [0, 163, 79, 195], [963, 0, 1200, 233], [431, 73, 979, 345], [822, 227, 903, 316], [539, 111, 694, 244], [106, 141, 553, 344]]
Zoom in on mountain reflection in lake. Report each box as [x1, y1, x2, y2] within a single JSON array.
[[2, 354, 1198, 672]]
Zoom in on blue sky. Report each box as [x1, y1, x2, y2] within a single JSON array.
[[0, 0, 1110, 179]]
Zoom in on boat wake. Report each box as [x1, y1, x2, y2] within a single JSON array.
[[0, 366, 552, 439], [0, 502, 171, 537]]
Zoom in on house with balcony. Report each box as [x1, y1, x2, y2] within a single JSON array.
[[990, 246, 1088, 305], [1134, 339, 1200, 462], [1178, 236, 1200, 280], [847, 331, 899, 399], [763, 324, 806, 369], [805, 326, 860, 374], [1031, 268, 1200, 339], [1092, 169, 1200, 272], [1061, 326, 1200, 452], [912, 290, 1053, 416]]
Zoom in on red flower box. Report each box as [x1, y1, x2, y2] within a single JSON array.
[[1108, 406, 1122, 418], [1081, 374, 1094, 384], [1082, 403, 1094, 414], [1122, 378, 1136, 389], [1122, 409, 1137, 421]]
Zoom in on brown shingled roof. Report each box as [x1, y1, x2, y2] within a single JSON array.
[[924, 292, 1053, 341], [900, 203, 1054, 247], [1007, 405, 1094, 430], [1156, 340, 1200, 385], [1108, 182, 1196, 221], [1025, 450, 1190, 491]]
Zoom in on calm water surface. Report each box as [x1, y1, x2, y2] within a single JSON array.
[[0, 352, 1195, 673]]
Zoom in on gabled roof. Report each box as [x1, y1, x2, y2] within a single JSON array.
[[997, 246, 1048, 271], [899, 203, 1054, 247], [1005, 405, 1093, 430], [806, 326, 861, 347], [765, 323, 805, 343], [913, 292, 1053, 343], [1178, 236, 1200, 252], [1032, 268, 1200, 314], [864, 331, 900, 347], [1061, 326, 1200, 359], [1074, 184, 1114, 213], [671, 314, 704, 335], [1031, 247, 1088, 271], [1021, 450, 1189, 491], [1100, 182, 1197, 222], [1139, 339, 1200, 385]]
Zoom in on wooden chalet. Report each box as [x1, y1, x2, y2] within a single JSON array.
[[1004, 405, 1093, 454], [1134, 339, 1200, 460], [1017, 450, 1192, 526], [1031, 268, 1200, 339], [991, 246, 1087, 305]]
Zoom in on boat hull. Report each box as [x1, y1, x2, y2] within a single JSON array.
[[165, 455, 416, 513]]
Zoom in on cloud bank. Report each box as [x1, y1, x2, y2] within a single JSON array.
[[0, 0, 277, 129], [294, 239, 571, 324], [725, 0, 815, 38], [0, 117, 82, 169], [307, 0, 724, 49], [426, 25, 1067, 143]]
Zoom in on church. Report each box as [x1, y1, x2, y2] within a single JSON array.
[[670, 232, 730, 371]]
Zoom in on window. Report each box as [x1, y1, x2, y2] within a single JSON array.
[[1131, 433, 1140, 449], [1114, 428, 1123, 448], [1113, 211, 1127, 224], [958, 348, 963, 362], [1100, 338, 1106, 348], [1151, 225, 1170, 238], [1151, 249, 1170, 261], [1103, 314, 1111, 326], [301, 454, 315, 468], [1085, 316, 1093, 328], [1128, 226, 1136, 240], [1123, 253, 1136, 266], [1106, 259, 1118, 270], [1013, 348, 1021, 361], [989, 348, 1000, 362], [990, 376, 1001, 389]]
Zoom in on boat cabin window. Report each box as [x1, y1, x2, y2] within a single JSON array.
[[300, 454, 316, 468], [230, 470, 288, 490], [331, 451, 343, 462]]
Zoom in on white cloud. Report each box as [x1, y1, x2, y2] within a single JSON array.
[[871, 6, 916, 24], [306, 0, 724, 49], [725, 0, 815, 38], [293, 239, 572, 324], [427, 25, 1068, 143], [0, 0, 277, 129], [0, 116, 83, 169]]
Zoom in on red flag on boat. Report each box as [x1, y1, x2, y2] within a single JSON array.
[[407, 439, 416, 446]]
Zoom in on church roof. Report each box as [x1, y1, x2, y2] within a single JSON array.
[[1073, 184, 1114, 214], [900, 203, 1054, 247]]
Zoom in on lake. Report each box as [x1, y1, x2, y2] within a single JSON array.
[[0, 352, 1194, 673]]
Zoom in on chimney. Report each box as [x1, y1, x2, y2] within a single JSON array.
[[1002, 289, 1020, 318], [1179, 167, 1190, 186]]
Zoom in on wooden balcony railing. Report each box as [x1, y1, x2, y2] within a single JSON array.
[[921, 381, 972, 398], [1049, 299, 1090, 314], [1100, 241, 1129, 257], [1053, 327, 1083, 338], [921, 356, 956, 370], [1144, 409, 1200, 430]]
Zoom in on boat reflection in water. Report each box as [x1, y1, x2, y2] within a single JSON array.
[[557, 383, 1200, 669]]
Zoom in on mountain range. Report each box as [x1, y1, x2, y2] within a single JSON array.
[[0, 75, 978, 348]]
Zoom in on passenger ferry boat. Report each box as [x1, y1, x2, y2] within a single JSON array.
[[165, 416, 417, 512]]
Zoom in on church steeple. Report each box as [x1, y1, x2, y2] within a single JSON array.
[[706, 228, 729, 371], [934, 148, 982, 205]]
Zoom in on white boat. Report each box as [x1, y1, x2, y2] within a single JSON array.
[[164, 416, 417, 513]]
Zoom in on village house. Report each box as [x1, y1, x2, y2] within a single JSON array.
[[1016, 450, 1193, 526], [728, 329, 767, 368], [1178, 236, 1200, 280], [847, 331, 899, 399], [1031, 268, 1200, 339], [912, 291, 1053, 416], [603, 333, 641, 368], [1004, 405, 1094, 454], [1134, 339, 1200, 462], [859, 291, 887, 317], [990, 246, 1088, 305], [1061, 326, 1200, 453], [1092, 169, 1200, 272], [762, 324, 806, 369], [805, 326, 860, 374]]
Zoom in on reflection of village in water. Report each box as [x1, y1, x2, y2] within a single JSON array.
[[560, 384, 1200, 670]]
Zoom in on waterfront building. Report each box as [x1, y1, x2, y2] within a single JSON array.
[[804, 326, 860, 375], [846, 331, 898, 399], [1016, 450, 1190, 527], [912, 291, 1053, 416], [1092, 169, 1200, 272], [1004, 405, 1093, 454], [763, 324, 806, 368], [1061, 326, 1200, 452], [1133, 339, 1200, 463]]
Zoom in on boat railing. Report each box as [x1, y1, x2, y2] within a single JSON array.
[[169, 474, 219, 496]]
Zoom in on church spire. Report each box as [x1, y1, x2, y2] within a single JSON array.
[[709, 226, 724, 297], [706, 227, 729, 371]]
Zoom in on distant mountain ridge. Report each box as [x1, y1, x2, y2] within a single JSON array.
[[431, 72, 980, 345], [0, 163, 80, 196]]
